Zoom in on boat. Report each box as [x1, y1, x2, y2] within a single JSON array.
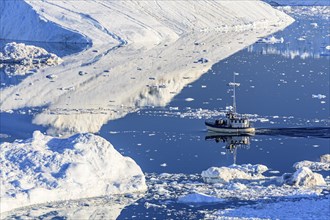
[[205, 73, 255, 134]]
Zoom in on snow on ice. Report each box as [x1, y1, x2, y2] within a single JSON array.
[[293, 154, 330, 171], [0, 131, 147, 213], [0, 42, 63, 75], [201, 164, 268, 183], [279, 167, 326, 187], [177, 192, 224, 204]]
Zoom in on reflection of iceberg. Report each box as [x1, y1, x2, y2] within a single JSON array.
[[248, 44, 323, 59], [0, 1, 294, 135], [248, 7, 330, 59], [3, 195, 141, 220]]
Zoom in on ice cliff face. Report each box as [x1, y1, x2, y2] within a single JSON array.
[[0, 131, 147, 213]]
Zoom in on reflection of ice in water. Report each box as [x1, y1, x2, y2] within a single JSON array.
[[248, 7, 330, 59], [3, 195, 142, 220]]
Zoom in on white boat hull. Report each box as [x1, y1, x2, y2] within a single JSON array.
[[205, 124, 255, 134]]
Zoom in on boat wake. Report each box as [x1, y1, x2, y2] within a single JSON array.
[[255, 127, 330, 139]]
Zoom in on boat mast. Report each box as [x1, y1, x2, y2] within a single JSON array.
[[228, 73, 240, 113]]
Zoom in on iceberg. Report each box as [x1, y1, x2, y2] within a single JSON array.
[[0, 131, 147, 213], [293, 154, 330, 171], [279, 167, 326, 187], [0, 42, 63, 75], [0, 0, 294, 135]]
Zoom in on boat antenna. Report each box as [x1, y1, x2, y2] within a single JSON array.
[[228, 72, 240, 113]]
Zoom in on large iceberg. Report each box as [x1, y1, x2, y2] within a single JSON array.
[[0, 0, 294, 135], [0, 131, 147, 213]]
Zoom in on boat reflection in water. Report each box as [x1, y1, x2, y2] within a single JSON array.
[[205, 132, 253, 164]]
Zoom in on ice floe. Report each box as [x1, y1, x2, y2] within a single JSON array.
[[0, 42, 63, 75], [280, 167, 326, 187], [260, 36, 284, 44], [0, 131, 146, 213], [293, 154, 330, 171], [312, 94, 327, 99], [201, 164, 268, 184], [177, 192, 224, 204]]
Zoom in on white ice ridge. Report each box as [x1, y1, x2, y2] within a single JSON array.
[[0, 131, 147, 213], [0, 42, 63, 76], [0, 1, 294, 134]]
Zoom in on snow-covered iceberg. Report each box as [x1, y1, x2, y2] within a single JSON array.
[[0, 131, 147, 213], [0, 42, 63, 75]]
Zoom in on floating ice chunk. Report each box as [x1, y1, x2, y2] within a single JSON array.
[[310, 22, 318, 28], [144, 202, 166, 209], [201, 164, 267, 184], [279, 167, 326, 187], [185, 98, 194, 102], [226, 182, 247, 190], [261, 36, 284, 44], [294, 160, 330, 171], [326, 46, 330, 50], [294, 154, 330, 171], [160, 163, 167, 167], [0, 42, 63, 76], [202, 167, 250, 183], [259, 118, 269, 123], [0, 131, 146, 213], [177, 192, 224, 204], [320, 154, 330, 163], [230, 164, 268, 175], [312, 94, 326, 99]]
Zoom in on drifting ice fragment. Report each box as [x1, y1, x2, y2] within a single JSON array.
[[177, 192, 224, 204]]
